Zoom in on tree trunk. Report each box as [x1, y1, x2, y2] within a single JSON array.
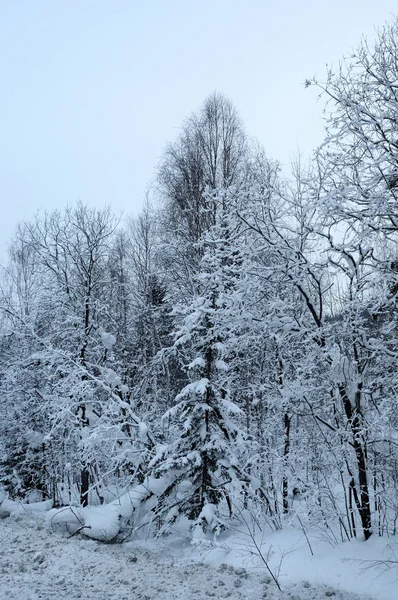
[[338, 384, 372, 539], [282, 412, 291, 514], [80, 467, 89, 507]]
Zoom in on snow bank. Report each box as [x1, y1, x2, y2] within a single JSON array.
[[47, 501, 130, 542], [79, 484, 156, 540], [46, 506, 84, 532], [46, 482, 158, 541], [44, 476, 177, 541], [81, 504, 121, 541], [0, 496, 53, 518]]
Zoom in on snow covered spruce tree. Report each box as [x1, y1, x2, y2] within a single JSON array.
[[149, 194, 253, 533]]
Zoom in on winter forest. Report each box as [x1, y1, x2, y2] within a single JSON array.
[[2, 18, 398, 584]]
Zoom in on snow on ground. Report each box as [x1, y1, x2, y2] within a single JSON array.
[[0, 512, 394, 600], [187, 524, 398, 600]]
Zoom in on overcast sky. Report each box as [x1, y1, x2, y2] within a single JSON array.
[[0, 0, 397, 260]]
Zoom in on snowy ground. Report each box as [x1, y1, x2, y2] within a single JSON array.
[[0, 513, 395, 600]]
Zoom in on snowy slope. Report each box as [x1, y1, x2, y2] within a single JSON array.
[[0, 514, 379, 600]]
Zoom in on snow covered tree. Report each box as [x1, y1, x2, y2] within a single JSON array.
[[158, 92, 247, 245], [310, 18, 398, 239], [156, 93, 250, 304], [149, 196, 253, 532], [0, 204, 155, 505], [125, 204, 176, 417]]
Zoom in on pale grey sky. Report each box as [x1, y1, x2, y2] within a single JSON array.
[[0, 1, 397, 259]]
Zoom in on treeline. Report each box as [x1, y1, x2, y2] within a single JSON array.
[[1, 22, 398, 541]]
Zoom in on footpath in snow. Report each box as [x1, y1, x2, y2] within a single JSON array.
[[0, 512, 381, 600]]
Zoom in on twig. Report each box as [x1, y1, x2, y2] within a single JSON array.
[[67, 525, 91, 539]]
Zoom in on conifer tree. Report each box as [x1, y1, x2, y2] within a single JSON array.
[[150, 195, 248, 531]]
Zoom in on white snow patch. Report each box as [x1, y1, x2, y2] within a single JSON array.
[[100, 329, 116, 350], [0, 511, 393, 600], [82, 504, 121, 541], [1, 497, 52, 518]]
